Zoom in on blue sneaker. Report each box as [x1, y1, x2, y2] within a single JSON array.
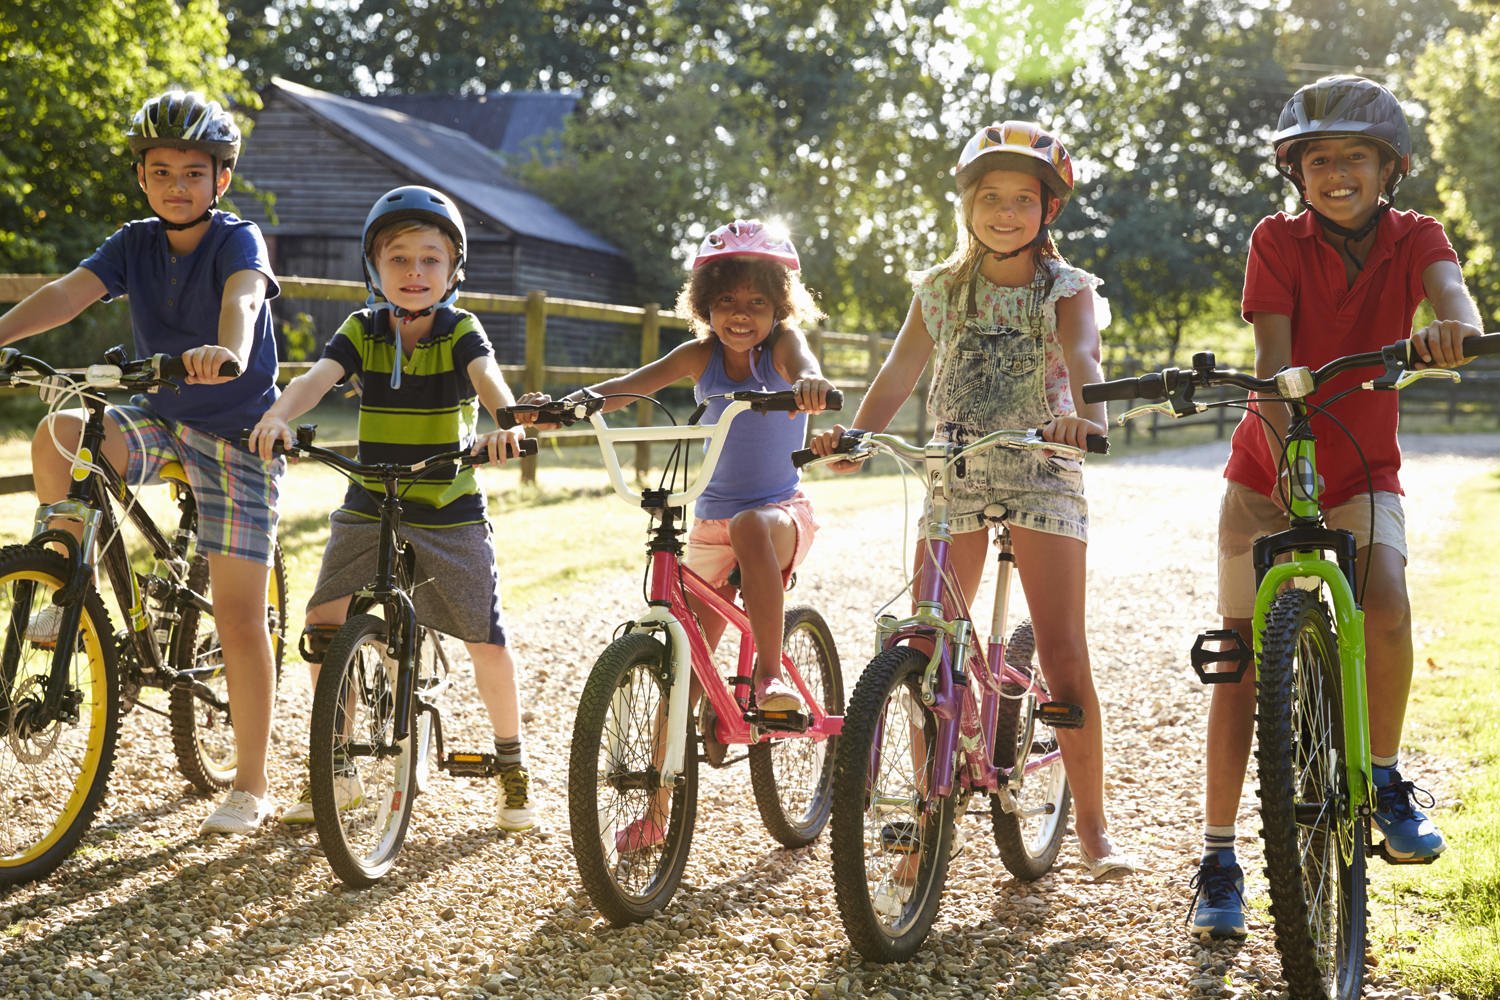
[[1372, 766, 1445, 862], [1188, 850, 1247, 940]]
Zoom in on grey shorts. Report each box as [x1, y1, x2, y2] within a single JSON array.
[[1217, 482, 1407, 618], [308, 510, 508, 646], [923, 423, 1089, 541]]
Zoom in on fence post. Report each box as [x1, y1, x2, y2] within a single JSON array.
[[522, 290, 547, 486], [635, 303, 661, 482]]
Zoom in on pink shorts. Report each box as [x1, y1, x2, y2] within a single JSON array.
[[685, 492, 819, 590]]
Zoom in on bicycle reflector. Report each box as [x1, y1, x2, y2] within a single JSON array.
[[1190, 630, 1253, 685]]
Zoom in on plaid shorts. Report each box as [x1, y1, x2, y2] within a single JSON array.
[[111, 404, 283, 566]]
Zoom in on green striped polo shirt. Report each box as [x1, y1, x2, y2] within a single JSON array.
[[323, 307, 492, 527]]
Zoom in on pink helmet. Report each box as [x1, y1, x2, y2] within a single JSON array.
[[954, 121, 1075, 205], [691, 219, 801, 270]]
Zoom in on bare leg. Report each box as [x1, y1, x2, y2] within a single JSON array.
[[205, 554, 277, 798], [1203, 618, 1256, 829], [727, 506, 798, 685], [467, 641, 521, 740], [31, 410, 130, 547], [1358, 543, 1412, 758]]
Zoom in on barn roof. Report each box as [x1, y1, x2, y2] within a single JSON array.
[[269, 77, 619, 257], [359, 91, 578, 156]]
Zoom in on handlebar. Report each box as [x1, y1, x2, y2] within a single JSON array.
[[0, 347, 240, 392], [495, 387, 843, 429], [792, 428, 1108, 470], [1080, 334, 1500, 414], [243, 424, 537, 477]]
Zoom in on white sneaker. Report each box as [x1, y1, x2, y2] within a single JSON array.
[[872, 879, 914, 919], [199, 789, 275, 835], [496, 767, 534, 832], [280, 772, 365, 825], [26, 605, 64, 648]]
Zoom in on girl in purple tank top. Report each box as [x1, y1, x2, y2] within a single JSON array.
[[520, 219, 834, 713]]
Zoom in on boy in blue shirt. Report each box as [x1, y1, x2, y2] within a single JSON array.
[[0, 90, 285, 835], [250, 186, 535, 831]]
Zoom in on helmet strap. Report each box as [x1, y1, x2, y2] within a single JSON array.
[[1304, 197, 1391, 273]]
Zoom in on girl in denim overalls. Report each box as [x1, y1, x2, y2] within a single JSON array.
[[812, 122, 1135, 879]]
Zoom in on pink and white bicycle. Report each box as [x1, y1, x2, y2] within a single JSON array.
[[503, 388, 844, 925]]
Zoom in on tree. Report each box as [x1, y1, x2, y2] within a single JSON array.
[[0, 0, 253, 274]]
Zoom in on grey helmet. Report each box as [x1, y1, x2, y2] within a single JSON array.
[[1272, 75, 1411, 197]]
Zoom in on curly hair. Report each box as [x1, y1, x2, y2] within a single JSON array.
[[674, 256, 824, 341]]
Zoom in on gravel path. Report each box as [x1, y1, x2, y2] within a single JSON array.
[[3, 434, 1495, 1000]]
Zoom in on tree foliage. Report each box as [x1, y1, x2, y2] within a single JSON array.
[[0, 0, 253, 273]]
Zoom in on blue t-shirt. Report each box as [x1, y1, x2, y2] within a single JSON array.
[[80, 211, 281, 438], [693, 337, 805, 520]]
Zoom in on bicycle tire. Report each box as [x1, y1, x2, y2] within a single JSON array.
[[748, 605, 843, 847], [830, 645, 955, 963], [0, 546, 120, 887], [168, 544, 288, 792], [1256, 589, 1367, 1000], [569, 632, 698, 925], [991, 618, 1072, 879], [310, 613, 418, 887]]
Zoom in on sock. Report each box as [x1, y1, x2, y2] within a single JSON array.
[[1203, 824, 1236, 862], [494, 736, 523, 772]]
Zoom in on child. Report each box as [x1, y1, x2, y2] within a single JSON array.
[[249, 185, 535, 832], [1188, 75, 1482, 940], [809, 121, 1135, 881], [519, 219, 833, 847], [0, 90, 285, 835]]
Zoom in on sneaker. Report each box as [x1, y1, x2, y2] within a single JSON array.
[[615, 815, 665, 855], [754, 675, 805, 713], [25, 605, 63, 648], [1372, 766, 1446, 861], [280, 771, 365, 825], [1188, 850, 1248, 940], [199, 789, 275, 835], [496, 767, 534, 832]]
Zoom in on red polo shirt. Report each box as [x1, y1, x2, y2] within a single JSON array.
[[1226, 208, 1458, 507]]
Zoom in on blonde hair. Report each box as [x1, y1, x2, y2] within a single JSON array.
[[674, 256, 824, 341], [937, 175, 1064, 308], [369, 221, 464, 282]]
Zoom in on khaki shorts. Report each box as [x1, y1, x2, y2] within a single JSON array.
[[1217, 481, 1406, 618], [686, 492, 818, 590]]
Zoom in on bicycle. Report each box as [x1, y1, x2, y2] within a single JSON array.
[[1080, 332, 1500, 1000], [798, 425, 1108, 963], [259, 424, 537, 886], [503, 387, 845, 925], [0, 347, 288, 887]]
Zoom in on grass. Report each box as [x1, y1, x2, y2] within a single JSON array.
[[1371, 468, 1500, 996]]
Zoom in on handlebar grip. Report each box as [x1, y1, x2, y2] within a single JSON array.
[[791, 448, 818, 468], [826, 388, 844, 411], [159, 356, 242, 380], [1463, 333, 1500, 357], [1086, 434, 1109, 455], [1080, 377, 1142, 404], [496, 409, 520, 429], [462, 438, 539, 465]]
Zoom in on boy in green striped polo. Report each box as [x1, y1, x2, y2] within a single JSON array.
[[249, 186, 534, 831]]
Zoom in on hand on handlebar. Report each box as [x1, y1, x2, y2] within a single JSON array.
[[791, 377, 837, 417], [472, 426, 529, 464], [807, 423, 866, 474], [248, 414, 295, 461], [1409, 319, 1481, 370], [1039, 414, 1108, 452], [181, 345, 242, 385]]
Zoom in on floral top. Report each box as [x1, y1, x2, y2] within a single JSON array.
[[913, 262, 1104, 420]]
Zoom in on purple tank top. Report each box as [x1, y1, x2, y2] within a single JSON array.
[[693, 338, 806, 520]]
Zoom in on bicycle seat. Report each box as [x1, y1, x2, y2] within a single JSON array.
[[157, 461, 189, 486]]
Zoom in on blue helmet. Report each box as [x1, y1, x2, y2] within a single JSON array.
[[361, 185, 467, 314]]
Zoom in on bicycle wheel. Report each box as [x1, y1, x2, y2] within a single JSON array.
[[1256, 589, 1366, 1000], [169, 545, 288, 792], [310, 613, 418, 887], [0, 546, 120, 887], [991, 618, 1072, 879], [569, 632, 698, 925], [830, 645, 955, 963], [748, 605, 843, 847]]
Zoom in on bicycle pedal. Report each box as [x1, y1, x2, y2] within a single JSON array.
[[1376, 842, 1441, 866], [1190, 629, 1253, 684], [751, 709, 809, 733], [880, 821, 919, 855], [443, 751, 500, 778], [1036, 702, 1085, 729]]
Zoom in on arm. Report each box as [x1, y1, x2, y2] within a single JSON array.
[[184, 269, 270, 384], [247, 358, 345, 459], [1250, 312, 1294, 499], [1043, 290, 1108, 449], [0, 268, 107, 348], [467, 353, 527, 463], [517, 340, 710, 422], [1411, 260, 1483, 368], [770, 326, 835, 414]]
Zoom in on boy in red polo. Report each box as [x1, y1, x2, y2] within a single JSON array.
[[1188, 75, 1483, 940]]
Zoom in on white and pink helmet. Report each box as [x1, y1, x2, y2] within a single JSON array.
[[691, 219, 801, 271]]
